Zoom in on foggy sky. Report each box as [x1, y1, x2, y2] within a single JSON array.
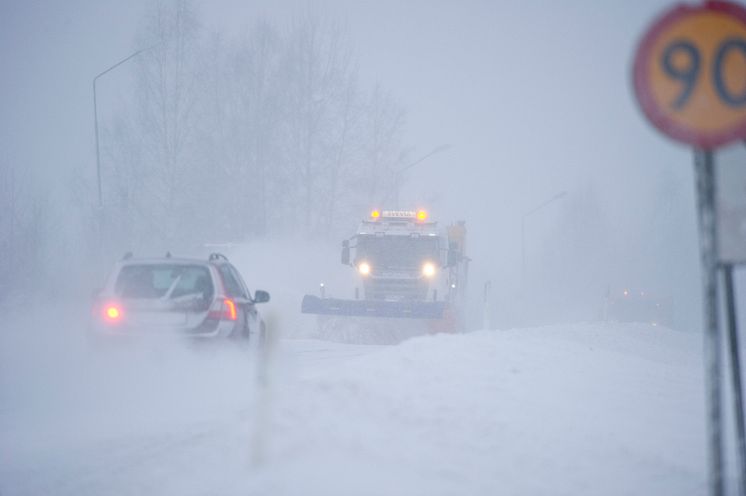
[[2, 0, 739, 330]]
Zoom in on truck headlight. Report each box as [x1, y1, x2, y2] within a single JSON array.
[[358, 262, 371, 276], [422, 262, 436, 278]]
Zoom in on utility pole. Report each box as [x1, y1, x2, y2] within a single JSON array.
[[93, 47, 151, 208], [393, 144, 451, 208]]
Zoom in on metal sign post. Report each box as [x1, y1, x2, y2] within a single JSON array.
[[695, 149, 724, 495], [718, 145, 746, 496], [724, 262, 746, 495], [633, 2, 746, 495]]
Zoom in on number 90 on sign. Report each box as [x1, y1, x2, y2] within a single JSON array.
[[662, 39, 746, 110]]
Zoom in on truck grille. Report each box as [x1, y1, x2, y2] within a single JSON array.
[[364, 277, 429, 301]]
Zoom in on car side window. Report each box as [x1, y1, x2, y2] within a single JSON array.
[[218, 264, 246, 298], [229, 265, 252, 299]]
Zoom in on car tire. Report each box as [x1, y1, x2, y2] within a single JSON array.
[[235, 312, 251, 345]]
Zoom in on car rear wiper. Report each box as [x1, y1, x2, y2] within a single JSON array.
[[162, 274, 183, 300]]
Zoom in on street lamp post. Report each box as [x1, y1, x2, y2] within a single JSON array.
[[521, 190, 567, 284], [394, 144, 451, 208], [93, 47, 150, 208]]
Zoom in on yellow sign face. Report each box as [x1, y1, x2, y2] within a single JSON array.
[[633, 1, 746, 148]]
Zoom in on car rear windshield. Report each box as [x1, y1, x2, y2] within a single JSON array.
[[115, 264, 213, 300]]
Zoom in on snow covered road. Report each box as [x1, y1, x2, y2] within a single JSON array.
[[1, 312, 713, 495]]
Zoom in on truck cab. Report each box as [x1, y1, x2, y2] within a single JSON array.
[[341, 210, 466, 304]]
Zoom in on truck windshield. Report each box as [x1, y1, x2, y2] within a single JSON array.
[[355, 236, 439, 269]]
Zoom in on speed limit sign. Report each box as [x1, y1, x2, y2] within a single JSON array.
[[633, 1, 746, 148], [634, 3, 746, 495]]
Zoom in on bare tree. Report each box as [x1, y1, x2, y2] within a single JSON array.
[[102, 5, 410, 245], [321, 69, 360, 236], [200, 21, 284, 239], [277, 13, 356, 234], [0, 163, 54, 299], [133, 0, 204, 245], [356, 85, 407, 208], [0, 163, 20, 297]]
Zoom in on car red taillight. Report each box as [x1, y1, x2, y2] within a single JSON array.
[[207, 298, 237, 321], [102, 303, 123, 324]]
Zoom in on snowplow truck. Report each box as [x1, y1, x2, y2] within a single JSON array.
[[301, 209, 469, 327]]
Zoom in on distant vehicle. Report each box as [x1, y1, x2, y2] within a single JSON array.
[[90, 252, 269, 343], [604, 288, 671, 327]]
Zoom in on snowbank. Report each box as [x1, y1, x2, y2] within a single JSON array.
[[253, 324, 707, 496], [1, 319, 712, 496]]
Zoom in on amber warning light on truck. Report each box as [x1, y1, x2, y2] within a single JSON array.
[[371, 209, 428, 221]]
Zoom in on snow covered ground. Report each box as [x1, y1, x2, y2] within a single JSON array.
[[250, 325, 708, 496], [0, 301, 718, 496]]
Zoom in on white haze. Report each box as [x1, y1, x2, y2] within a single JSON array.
[[3, 0, 738, 329], [2, 0, 746, 495]]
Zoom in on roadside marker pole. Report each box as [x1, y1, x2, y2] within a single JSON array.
[[482, 280, 491, 330], [723, 264, 746, 496], [695, 148, 723, 496], [252, 316, 277, 467]]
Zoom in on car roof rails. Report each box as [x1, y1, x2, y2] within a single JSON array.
[[208, 253, 229, 262], [122, 252, 133, 260]]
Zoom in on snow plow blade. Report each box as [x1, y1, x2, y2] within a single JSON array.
[[301, 295, 447, 319]]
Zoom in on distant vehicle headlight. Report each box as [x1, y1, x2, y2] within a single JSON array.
[[422, 262, 436, 278], [358, 262, 371, 276]]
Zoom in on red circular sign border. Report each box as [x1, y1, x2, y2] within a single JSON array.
[[632, 0, 746, 149]]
